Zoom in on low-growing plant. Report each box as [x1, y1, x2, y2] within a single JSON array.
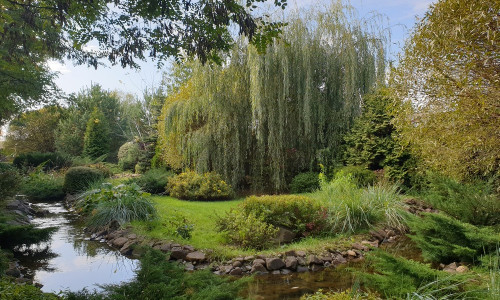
[[12, 152, 71, 171], [216, 209, 278, 250], [167, 171, 234, 201], [158, 212, 195, 240], [21, 168, 64, 201], [0, 278, 59, 300], [75, 183, 156, 229], [335, 166, 377, 187], [301, 289, 380, 300], [408, 213, 500, 264], [290, 172, 320, 193], [128, 168, 174, 194], [360, 251, 470, 299], [422, 174, 500, 226], [63, 166, 105, 194], [0, 219, 56, 249], [0, 163, 20, 197], [241, 195, 328, 236], [313, 175, 407, 234]]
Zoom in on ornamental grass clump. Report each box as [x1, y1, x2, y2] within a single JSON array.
[[312, 174, 407, 234], [76, 183, 156, 229]]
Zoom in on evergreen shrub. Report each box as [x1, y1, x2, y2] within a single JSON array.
[[0, 278, 59, 300], [0, 163, 20, 197], [128, 168, 174, 194], [63, 166, 104, 194], [118, 141, 141, 171], [423, 174, 500, 226], [290, 172, 320, 193], [12, 152, 71, 171], [335, 166, 377, 187], [83, 108, 109, 159], [409, 213, 500, 264], [22, 171, 64, 201], [167, 171, 233, 201], [241, 195, 327, 236]]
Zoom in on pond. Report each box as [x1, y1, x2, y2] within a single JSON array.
[[16, 200, 420, 298], [14, 201, 138, 293]]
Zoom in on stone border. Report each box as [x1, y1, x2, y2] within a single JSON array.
[[90, 226, 401, 276]]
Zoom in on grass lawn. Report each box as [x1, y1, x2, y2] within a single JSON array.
[[131, 195, 355, 260]]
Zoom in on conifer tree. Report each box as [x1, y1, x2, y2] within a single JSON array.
[[83, 108, 110, 159]]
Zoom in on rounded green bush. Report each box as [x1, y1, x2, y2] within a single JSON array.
[[130, 168, 174, 194], [167, 171, 233, 201], [290, 172, 320, 193], [118, 141, 141, 171], [63, 166, 104, 194]]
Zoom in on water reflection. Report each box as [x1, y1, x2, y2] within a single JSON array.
[[16, 201, 139, 293], [244, 264, 359, 300]]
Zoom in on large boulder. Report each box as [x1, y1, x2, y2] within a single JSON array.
[[266, 257, 285, 270], [185, 251, 206, 263]]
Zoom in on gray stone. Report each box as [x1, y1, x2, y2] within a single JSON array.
[[332, 254, 347, 265], [296, 250, 306, 257], [266, 258, 285, 270], [307, 255, 322, 265], [183, 245, 195, 252], [281, 269, 292, 275], [185, 251, 206, 263], [285, 250, 297, 256], [443, 262, 458, 273], [219, 265, 233, 274], [159, 243, 172, 252], [253, 259, 266, 266], [297, 256, 307, 266], [230, 267, 243, 275], [251, 263, 268, 274], [456, 266, 469, 273], [285, 256, 298, 270], [112, 237, 129, 248], [232, 261, 242, 268], [273, 227, 296, 244], [244, 255, 255, 261], [170, 247, 188, 260], [271, 270, 281, 275], [347, 250, 357, 257], [185, 263, 195, 271], [127, 234, 137, 240], [296, 266, 309, 273], [351, 242, 368, 251]]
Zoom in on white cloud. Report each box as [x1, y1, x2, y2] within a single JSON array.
[[47, 60, 71, 74]]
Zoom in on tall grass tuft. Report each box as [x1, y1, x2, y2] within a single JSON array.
[[75, 183, 156, 229], [312, 174, 407, 234]]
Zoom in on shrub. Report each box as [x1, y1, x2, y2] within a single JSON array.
[[241, 195, 327, 236], [290, 172, 320, 193], [21, 170, 65, 201], [335, 166, 377, 187], [75, 183, 156, 229], [83, 108, 110, 159], [63, 166, 104, 194], [422, 174, 500, 226], [360, 251, 469, 299], [167, 171, 233, 201], [129, 168, 174, 194], [408, 213, 500, 264], [0, 278, 59, 300], [216, 210, 278, 250], [118, 141, 141, 171], [12, 152, 71, 171], [312, 175, 407, 234], [0, 163, 20, 197]]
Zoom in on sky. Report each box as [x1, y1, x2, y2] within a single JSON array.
[[48, 0, 435, 97]]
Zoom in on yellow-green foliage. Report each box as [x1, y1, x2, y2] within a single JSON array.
[[392, 0, 500, 180], [156, 3, 387, 192], [167, 171, 234, 201], [241, 195, 327, 236]]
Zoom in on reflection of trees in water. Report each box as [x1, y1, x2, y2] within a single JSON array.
[[71, 237, 107, 257], [14, 246, 58, 273]]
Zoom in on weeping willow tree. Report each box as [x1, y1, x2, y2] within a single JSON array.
[[157, 2, 387, 192]]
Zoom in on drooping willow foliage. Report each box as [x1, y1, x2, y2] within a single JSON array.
[[157, 3, 387, 192]]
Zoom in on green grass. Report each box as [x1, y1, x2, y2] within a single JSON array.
[[131, 196, 351, 260]]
